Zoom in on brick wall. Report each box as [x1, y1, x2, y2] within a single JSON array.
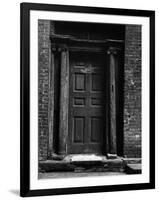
[[124, 25, 142, 158], [38, 20, 51, 161], [38, 21, 142, 160]]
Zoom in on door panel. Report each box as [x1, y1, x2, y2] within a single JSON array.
[[73, 117, 85, 143], [74, 98, 85, 106], [68, 52, 106, 154], [91, 117, 103, 142], [91, 74, 103, 91], [74, 73, 86, 91]]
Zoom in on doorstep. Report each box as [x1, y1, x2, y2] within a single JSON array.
[[39, 155, 142, 174], [39, 159, 124, 173]]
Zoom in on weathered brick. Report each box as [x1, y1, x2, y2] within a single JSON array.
[[124, 25, 141, 158], [38, 20, 51, 161]]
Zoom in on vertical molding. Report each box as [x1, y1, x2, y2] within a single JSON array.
[[105, 51, 109, 155], [59, 47, 69, 155], [107, 47, 118, 155], [48, 51, 55, 158]]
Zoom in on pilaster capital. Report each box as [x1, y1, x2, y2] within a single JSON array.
[[107, 47, 121, 55], [57, 44, 68, 52], [51, 44, 68, 53]]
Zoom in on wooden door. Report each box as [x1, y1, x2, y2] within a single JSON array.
[[68, 51, 106, 154]]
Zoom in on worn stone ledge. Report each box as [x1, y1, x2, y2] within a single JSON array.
[[122, 158, 141, 165], [39, 160, 75, 172], [124, 163, 142, 174], [39, 157, 142, 174]]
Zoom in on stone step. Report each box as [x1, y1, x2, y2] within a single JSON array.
[[69, 154, 105, 162], [39, 158, 125, 173], [39, 160, 76, 172], [103, 159, 124, 172], [39, 156, 141, 173], [124, 163, 142, 174]]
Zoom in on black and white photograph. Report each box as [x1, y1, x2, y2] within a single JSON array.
[[20, 2, 155, 197], [38, 20, 142, 178]]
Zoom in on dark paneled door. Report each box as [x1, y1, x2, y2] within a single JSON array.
[[68, 51, 106, 154]]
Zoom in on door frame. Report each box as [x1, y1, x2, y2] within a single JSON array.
[[49, 35, 124, 157]]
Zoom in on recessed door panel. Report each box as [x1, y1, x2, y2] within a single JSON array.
[[74, 73, 86, 91], [92, 74, 103, 91], [91, 117, 103, 142], [74, 98, 85, 106], [73, 117, 85, 143]]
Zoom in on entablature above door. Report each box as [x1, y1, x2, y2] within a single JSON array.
[[50, 34, 124, 53]]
